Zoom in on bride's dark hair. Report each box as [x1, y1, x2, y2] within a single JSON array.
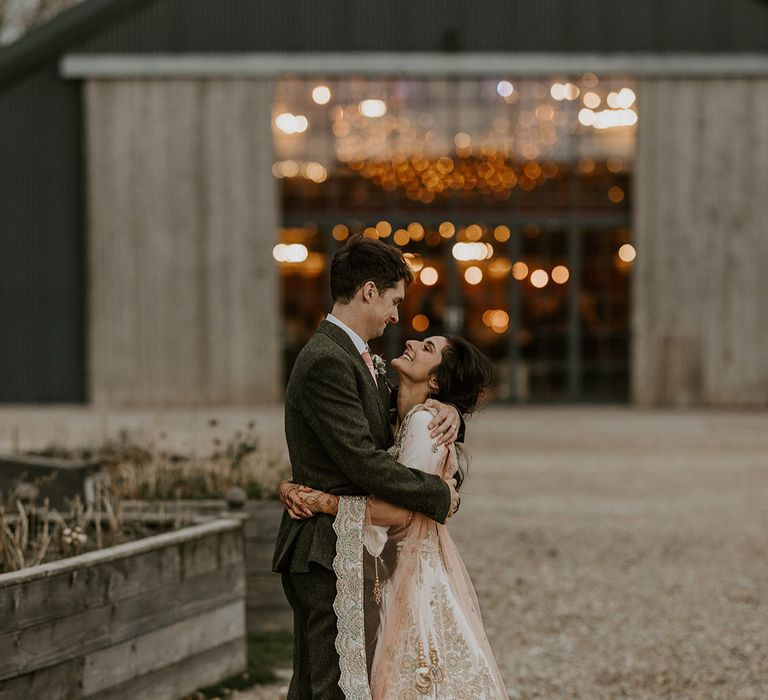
[[428, 336, 493, 491], [429, 335, 493, 416]]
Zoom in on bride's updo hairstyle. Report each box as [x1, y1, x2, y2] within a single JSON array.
[[429, 336, 493, 416], [429, 336, 492, 491]]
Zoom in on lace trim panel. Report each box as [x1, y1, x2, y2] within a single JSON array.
[[332, 495, 373, 700]]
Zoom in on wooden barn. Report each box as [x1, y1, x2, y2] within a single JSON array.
[[1, 0, 767, 406]]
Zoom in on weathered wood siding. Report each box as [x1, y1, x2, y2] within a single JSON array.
[[85, 78, 281, 406], [243, 500, 291, 632], [633, 78, 768, 405], [123, 499, 291, 633], [0, 519, 247, 699]]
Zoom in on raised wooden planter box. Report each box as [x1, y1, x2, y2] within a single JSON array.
[[123, 499, 291, 634], [0, 519, 247, 700], [0, 453, 100, 509]]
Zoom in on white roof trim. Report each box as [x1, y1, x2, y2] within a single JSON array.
[[61, 52, 768, 79]]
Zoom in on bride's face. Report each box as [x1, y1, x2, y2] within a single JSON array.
[[391, 336, 449, 384]]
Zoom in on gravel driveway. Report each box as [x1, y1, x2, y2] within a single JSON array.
[[3, 404, 766, 699], [451, 406, 768, 699]]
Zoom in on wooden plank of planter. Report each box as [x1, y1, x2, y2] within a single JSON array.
[[0, 522, 243, 630], [0, 657, 84, 700], [82, 637, 246, 700], [81, 600, 245, 695], [243, 501, 284, 540], [0, 562, 245, 680]]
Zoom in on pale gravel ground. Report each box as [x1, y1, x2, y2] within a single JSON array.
[[2, 404, 767, 699]]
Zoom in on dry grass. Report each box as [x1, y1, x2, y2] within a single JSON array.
[[0, 476, 126, 573], [35, 419, 290, 501]]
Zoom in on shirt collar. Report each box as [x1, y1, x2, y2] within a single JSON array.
[[325, 313, 367, 355]]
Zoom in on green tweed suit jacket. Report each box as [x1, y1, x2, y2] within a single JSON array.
[[272, 320, 451, 573]]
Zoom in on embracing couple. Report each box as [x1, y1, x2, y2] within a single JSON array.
[[272, 234, 508, 699]]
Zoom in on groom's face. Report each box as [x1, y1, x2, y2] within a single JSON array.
[[366, 279, 405, 339]]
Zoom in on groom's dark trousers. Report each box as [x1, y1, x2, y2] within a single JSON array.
[[273, 321, 451, 699]]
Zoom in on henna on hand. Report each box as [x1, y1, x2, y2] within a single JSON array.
[[300, 490, 339, 515], [279, 479, 314, 519]]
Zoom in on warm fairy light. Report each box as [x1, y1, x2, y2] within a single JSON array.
[[578, 157, 596, 174], [512, 262, 529, 280], [598, 109, 637, 129], [583, 91, 601, 109], [452, 242, 492, 261], [464, 266, 483, 285], [530, 269, 549, 288], [439, 221, 455, 238], [403, 253, 424, 272], [496, 80, 514, 98], [420, 267, 439, 286], [490, 310, 509, 333], [482, 309, 509, 333], [582, 72, 599, 88], [303, 162, 328, 183], [412, 314, 430, 332], [578, 108, 595, 127], [393, 229, 410, 246], [616, 87, 636, 108], [488, 257, 512, 278], [563, 83, 580, 100], [618, 244, 636, 262], [407, 223, 425, 241], [359, 99, 387, 118], [607, 156, 624, 173], [493, 225, 511, 242], [608, 186, 625, 203], [465, 224, 483, 241], [375, 221, 392, 237], [312, 85, 331, 104], [363, 227, 379, 239], [552, 265, 570, 284], [273, 243, 309, 263], [332, 224, 349, 241], [272, 160, 300, 178], [454, 132, 472, 149], [275, 112, 308, 134]]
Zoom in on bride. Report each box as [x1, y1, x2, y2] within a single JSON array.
[[283, 335, 509, 699]]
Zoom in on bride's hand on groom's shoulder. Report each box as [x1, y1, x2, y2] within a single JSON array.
[[278, 480, 315, 520]]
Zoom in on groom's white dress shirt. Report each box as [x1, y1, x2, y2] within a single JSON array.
[[326, 313, 367, 355]]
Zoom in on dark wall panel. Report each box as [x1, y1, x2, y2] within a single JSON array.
[[0, 65, 85, 402], [75, 0, 768, 54]]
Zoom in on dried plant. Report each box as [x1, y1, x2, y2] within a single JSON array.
[[1, 475, 146, 574], [37, 420, 289, 502]]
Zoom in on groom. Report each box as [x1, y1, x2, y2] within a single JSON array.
[[273, 233, 460, 699]]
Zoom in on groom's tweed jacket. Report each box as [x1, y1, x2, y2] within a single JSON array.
[[272, 320, 451, 574]]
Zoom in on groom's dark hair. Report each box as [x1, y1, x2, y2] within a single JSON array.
[[330, 233, 413, 303]]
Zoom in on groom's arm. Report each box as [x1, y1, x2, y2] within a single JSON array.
[[297, 355, 452, 524], [389, 386, 466, 443]]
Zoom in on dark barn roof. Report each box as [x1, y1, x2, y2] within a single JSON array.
[[3, 0, 768, 87], [1, 0, 768, 402]]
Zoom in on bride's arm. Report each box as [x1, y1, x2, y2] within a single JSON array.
[[286, 484, 413, 528], [283, 410, 448, 525]]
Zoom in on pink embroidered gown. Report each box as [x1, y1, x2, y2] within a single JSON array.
[[333, 405, 509, 699]]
